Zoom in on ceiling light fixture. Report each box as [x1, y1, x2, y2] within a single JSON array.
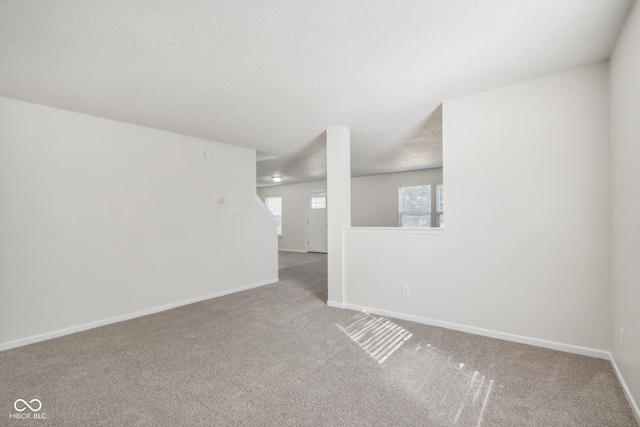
[[272, 176, 282, 183]]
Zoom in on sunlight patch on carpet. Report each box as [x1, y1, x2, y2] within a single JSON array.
[[407, 344, 498, 426], [337, 312, 412, 364]]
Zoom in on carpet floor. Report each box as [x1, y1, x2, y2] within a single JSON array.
[[1, 251, 637, 426]]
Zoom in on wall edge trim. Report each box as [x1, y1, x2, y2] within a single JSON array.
[[327, 300, 345, 309], [344, 227, 446, 235], [340, 303, 609, 359], [610, 353, 640, 424], [0, 278, 279, 352]]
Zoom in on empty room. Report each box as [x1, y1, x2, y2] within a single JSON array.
[[1, 1, 639, 426]]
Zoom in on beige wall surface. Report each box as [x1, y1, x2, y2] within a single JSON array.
[[0, 97, 278, 348], [344, 62, 611, 352], [352, 168, 443, 227], [610, 0, 640, 414]]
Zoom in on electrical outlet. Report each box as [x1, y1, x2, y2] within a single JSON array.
[[401, 285, 410, 297], [620, 328, 624, 350], [210, 272, 215, 280]]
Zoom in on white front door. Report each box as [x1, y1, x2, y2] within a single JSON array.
[[307, 192, 328, 253]]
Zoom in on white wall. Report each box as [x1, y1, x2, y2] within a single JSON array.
[[258, 181, 328, 252], [610, 0, 640, 414], [344, 62, 610, 353], [326, 127, 351, 305], [257, 168, 444, 252], [0, 97, 278, 349], [352, 168, 443, 227]]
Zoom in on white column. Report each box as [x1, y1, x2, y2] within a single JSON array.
[[326, 126, 351, 306]]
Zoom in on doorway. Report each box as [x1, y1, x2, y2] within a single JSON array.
[[307, 191, 328, 253]]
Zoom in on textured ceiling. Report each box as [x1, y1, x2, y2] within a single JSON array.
[[256, 104, 443, 187], [0, 1, 633, 186]]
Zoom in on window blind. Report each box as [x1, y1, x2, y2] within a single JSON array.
[[399, 185, 431, 227]]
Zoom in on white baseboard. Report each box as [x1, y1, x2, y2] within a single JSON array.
[[338, 303, 610, 360], [610, 354, 640, 424], [278, 248, 308, 253], [0, 278, 279, 352], [332, 301, 638, 419]]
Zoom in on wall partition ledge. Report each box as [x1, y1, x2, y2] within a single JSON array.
[[344, 227, 446, 235]]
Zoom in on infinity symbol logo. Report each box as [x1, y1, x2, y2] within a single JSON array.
[[14, 399, 42, 412]]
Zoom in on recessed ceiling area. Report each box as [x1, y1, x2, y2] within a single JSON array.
[[0, 1, 633, 185], [257, 104, 443, 187]]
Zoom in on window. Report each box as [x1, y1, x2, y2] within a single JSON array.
[[265, 196, 282, 236], [436, 183, 444, 228], [399, 185, 431, 227], [310, 196, 326, 209]]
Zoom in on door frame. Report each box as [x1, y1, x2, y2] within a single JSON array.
[[306, 190, 328, 253]]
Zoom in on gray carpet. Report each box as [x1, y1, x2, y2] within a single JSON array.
[[1, 251, 637, 426]]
